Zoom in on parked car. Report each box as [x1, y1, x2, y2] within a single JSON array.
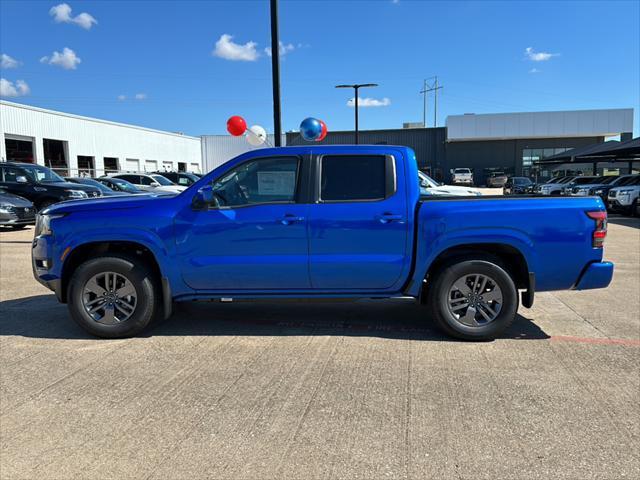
[[96, 177, 145, 194], [568, 175, 620, 196], [154, 171, 200, 187], [538, 176, 577, 195], [503, 177, 534, 195], [109, 173, 186, 194], [486, 171, 508, 188], [65, 177, 129, 196], [33, 145, 613, 341], [418, 171, 482, 196], [607, 176, 640, 215], [451, 168, 474, 185], [588, 175, 639, 203], [0, 187, 35, 229], [0, 162, 101, 210], [560, 176, 600, 196]]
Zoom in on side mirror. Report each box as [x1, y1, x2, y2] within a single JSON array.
[[16, 176, 28, 183], [192, 185, 218, 209], [150, 181, 160, 187]]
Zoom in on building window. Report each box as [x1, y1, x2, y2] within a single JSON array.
[[104, 157, 119, 173], [4, 137, 35, 163], [77, 156, 94, 176], [43, 139, 68, 176]]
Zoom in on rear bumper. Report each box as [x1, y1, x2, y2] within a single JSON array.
[[573, 262, 614, 290]]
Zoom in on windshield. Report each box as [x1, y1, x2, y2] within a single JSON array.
[[418, 171, 439, 188], [454, 168, 470, 174], [559, 177, 576, 184], [599, 176, 619, 185], [573, 177, 598, 185], [150, 174, 174, 186], [20, 164, 65, 183], [614, 175, 639, 186], [512, 177, 532, 185], [111, 179, 140, 192]]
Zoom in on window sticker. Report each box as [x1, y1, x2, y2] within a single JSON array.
[[257, 171, 296, 195]]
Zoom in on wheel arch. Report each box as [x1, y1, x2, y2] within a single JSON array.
[[60, 240, 163, 305], [420, 243, 531, 304]]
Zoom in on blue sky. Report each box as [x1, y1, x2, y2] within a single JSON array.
[[1, 0, 638, 137]]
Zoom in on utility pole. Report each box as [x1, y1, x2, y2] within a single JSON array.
[[270, 0, 282, 146], [335, 83, 378, 144], [420, 77, 444, 127], [420, 79, 428, 127]]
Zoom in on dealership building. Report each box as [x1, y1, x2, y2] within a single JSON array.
[[0, 100, 202, 176]]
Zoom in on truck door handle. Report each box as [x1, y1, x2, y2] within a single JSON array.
[[280, 214, 305, 225], [376, 213, 404, 224]]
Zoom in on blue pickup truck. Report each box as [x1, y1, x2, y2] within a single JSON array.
[[32, 145, 614, 340]]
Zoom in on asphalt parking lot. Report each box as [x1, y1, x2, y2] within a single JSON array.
[[1, 217, 639, 480]]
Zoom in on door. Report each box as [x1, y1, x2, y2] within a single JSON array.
[[145, 160, 158, 172], [176, 155, 310, 290], [307, 153, 410, 290], [124, 158, 140, 173]]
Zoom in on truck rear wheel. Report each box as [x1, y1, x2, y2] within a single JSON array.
[[67, 255, 159, 338], [426, 258, 518, 340]]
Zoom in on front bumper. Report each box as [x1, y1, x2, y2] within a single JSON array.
[[32, 234, 64, 301], [0, 209, 35, 226], [574, 262, 614, 290]]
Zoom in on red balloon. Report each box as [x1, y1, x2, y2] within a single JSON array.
[[316, 120, 327, 141], [227, 115, 247, 136]]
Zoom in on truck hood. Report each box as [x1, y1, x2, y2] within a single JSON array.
[[43, 192, 177, 214], [0, 192, 34, 207]]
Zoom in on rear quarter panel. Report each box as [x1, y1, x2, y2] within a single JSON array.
[[411, 196, 606, 293]]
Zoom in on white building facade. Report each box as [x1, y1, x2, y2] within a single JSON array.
[[0, 100, 202, 176]]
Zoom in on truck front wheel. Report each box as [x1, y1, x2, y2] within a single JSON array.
[[67, 255, 160, 338], [426, 259, 518, 340]]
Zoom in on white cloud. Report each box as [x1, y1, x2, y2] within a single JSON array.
[[0, 78, 30, 97], [1, 54, 21, 69], [213, 34, 259, 61], [49, 3, 97, 30], [40, 47, 81, 70], [117, 94, 126, 101], [529, 68, 541, 74], [525, 47, 559, 62], [347, 97, 391, 108], [134, 93, 147, 100], [265, 41, 295, 57]]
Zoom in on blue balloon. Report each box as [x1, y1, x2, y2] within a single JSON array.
[[300, 117, 322, 141]]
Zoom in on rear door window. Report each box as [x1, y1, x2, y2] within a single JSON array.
[[320, 155, 391, 201]]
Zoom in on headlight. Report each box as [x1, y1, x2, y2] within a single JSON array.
[[592, 189, 603, 195], [618, 189, 633, 194], [65, 189, 88, 199], [35, 213, 65, 236], [0, 202, 12, 213]]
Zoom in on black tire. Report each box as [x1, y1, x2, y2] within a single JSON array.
[[426, 258, 518, 341], [67, 254, 160, 338]]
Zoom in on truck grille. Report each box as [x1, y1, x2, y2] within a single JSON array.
[[4, 205, 35, 220]]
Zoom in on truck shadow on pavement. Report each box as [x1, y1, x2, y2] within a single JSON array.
[[0, 294, 550, 342]]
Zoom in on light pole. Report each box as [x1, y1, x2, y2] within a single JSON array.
[[270, 0, 282, 146], [335, 83, 378, 144]]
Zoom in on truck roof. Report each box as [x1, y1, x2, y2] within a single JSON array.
[[237, 145, 414, 156]]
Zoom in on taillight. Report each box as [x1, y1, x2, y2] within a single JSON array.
[[586, 211, 607, 248]]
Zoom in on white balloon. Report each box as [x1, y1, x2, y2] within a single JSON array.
[[246, 125, 267, 146]]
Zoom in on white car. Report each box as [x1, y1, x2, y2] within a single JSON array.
[[110, 173, 187, 194], [607, 176, 640, 215], [419, 171, 482, 197], [451, 168, 474, 185]]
